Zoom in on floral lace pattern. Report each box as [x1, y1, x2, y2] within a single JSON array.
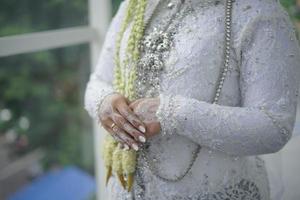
[[107, 155, 269, 200], [84, 0, 300, 199], [211, 179, 261, 200]]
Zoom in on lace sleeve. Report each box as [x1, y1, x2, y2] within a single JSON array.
[[84, 1, 128, 120], [156, 14, 300, 156]]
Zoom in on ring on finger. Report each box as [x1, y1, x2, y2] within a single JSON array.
[[111, 122, 117, 129], [111, 123, 119, 132]]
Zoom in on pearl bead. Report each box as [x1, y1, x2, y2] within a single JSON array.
[[167, 3, 175, 9]]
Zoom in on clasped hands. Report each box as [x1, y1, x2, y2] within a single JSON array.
[[98, 93, 161, 151]]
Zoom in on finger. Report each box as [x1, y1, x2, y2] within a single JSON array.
[[117, 102, 146, 134], [128, 99, 143, 108], [107, 119, 139, 151], [116, 129, 139, 151], [106, 125, 124, 145], [123, 122, 146, 143], [103, 118, 128, 149], [112, 113, 146, 143]]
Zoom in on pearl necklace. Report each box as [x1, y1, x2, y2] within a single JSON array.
[[141, 0, 235, 183]]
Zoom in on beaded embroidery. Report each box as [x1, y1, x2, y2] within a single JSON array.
[[135, 1, 186, 99]]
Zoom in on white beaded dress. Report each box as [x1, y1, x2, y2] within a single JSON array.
[[84, 0, 300, 199]]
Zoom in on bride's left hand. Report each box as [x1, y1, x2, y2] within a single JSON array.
[[129, 97, 161, 139]]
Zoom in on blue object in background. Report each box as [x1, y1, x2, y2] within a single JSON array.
[[8, 166, 96, 200]]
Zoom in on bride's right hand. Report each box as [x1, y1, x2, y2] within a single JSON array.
[[98, 93, 147, 151]]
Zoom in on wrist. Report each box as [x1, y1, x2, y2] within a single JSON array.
[[155, 93, 176, 135], [96, 91, 120, 123]]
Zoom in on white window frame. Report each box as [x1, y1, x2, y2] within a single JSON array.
[[0, 0, 111, 199]]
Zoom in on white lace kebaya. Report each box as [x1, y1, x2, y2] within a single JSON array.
[[84, 0, 300, 199]]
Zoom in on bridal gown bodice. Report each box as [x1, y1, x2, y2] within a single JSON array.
[[84, 0, 300, 199]]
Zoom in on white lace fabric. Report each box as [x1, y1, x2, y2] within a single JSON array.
[[84, 0, 300, 199]]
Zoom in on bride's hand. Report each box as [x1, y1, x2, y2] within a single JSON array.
[[129, 97, 161, 139], [98, 93, 147, 151]]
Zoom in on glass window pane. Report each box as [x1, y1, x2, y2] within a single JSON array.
[[0, 45, 94, 199], [0, 0, 88, 37]]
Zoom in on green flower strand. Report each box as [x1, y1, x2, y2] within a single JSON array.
[[103, 0, 148, 192], [127, 0, 147, 100], [113, 0, 137, 93]]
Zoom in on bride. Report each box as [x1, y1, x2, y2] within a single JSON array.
[[84, 0, 300, 199]]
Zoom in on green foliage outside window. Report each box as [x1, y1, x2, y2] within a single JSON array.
[[280, 0, 300, 20], [0, 0, 91, 171], [0, 0, 88, 37]]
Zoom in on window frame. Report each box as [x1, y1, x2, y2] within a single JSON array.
[[0, 0, 111, 199]]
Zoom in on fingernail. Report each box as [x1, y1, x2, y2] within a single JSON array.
[[124, 144, 130, 151], [132, 144, 139, 151], [139, 125, 146, 133], [139, 136, 146, 143]]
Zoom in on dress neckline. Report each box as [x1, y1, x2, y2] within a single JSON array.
[[144, 0, 226, 24]]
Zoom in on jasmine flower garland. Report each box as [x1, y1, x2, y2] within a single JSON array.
[[102, 0, 148, 192]]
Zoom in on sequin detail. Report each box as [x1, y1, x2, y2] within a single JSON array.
[[211, 179, 261, 200], [135, 1, 188, 99]]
